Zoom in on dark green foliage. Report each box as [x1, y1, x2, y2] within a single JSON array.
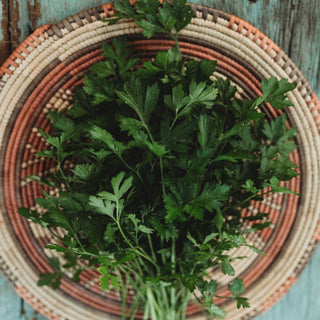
[[18, 1, 299, 318]]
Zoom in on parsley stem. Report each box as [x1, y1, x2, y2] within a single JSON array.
[[192, 292, 203, 305], [118, 265, 145, 318], [169, 112, 179, 132], [119, 154, 145, 185], [135, 113, 168, 197], [160, 156, 166, 196], [213, 294, 234, 300], [114, 202, 160, 273], [143, 282, 190, 320], [47, 229, 64, 242], [160, 236, 166, 265], [120, 276, 130, 320], [171, 238, 176, 275], [146, 287, 160, 319], [143, 123, 156, 148], [170, 238, 176, 313], [147, 233, 158, 267], [71, 231, 83, 250], [237, 190, 272, 208], [114, 202, 139, 256], [57, 162, 71, 190]]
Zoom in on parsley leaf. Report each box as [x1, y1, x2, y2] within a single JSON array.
[[18, 2, 299, 319]]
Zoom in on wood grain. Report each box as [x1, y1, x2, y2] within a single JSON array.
[[0, 276, 47, 320], [0, 1, 319, 319], [1, 0, 319, 91], [195, 0, 320, 95], [0, 0, 10, 65]]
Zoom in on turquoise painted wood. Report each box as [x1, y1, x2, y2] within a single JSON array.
[[0, 276, 47, 320], [257, 245, 320, 320], [1, 0, 320, 319]]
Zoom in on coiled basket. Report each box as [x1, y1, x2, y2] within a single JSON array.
[[0, 3, 320, 320]]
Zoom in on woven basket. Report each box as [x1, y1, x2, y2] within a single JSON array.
[[0, 3, 320, 320]]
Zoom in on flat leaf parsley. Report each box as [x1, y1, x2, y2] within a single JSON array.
[[19, 1, 299, 319]]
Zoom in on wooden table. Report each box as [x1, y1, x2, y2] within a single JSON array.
[[1, 1, 319, 319]]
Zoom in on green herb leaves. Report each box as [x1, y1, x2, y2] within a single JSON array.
[[116, 78, 160, 125], [112, 0, 192, 40], [18, 1, 299, 319], [254, 76, 297, 109], [89, 172, 133, 221]]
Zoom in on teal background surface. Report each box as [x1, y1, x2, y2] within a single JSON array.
[[0, 1, 319, 319]]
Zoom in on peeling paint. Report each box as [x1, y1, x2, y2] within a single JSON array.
[[0, 0, 10, 65], [9, 0, 21, 50], [1, 0, 8, 41], [27, 0, 41, 31]]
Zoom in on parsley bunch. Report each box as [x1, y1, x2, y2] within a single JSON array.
[[19, 1, 299, 319]]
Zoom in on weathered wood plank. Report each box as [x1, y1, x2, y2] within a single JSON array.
[[1, 0, 319, 94], [0, 0, 10, 66], [0, 0, 114, 65], [0, 0, 25, 66], [194, 0, 320, 95], [0, 276, 47, 320], [22, 0, 111, 27]]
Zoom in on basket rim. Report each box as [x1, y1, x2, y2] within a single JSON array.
[[0, 2, 320, 320]]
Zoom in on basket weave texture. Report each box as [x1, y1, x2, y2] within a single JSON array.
[[0, 3, 320, 320]]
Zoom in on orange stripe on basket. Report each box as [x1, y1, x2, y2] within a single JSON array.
[[16, 286, 61, 320], [63, 49, 103, 88], [102, 3, 115, 17], [237, 19, 245, 33], [229, 15, 256, 36], [33, 24, 51, 38], [229, 15, 280, 54], [313, 220, 320, 240], [253, 29, 262, 42], [308, 94, 320, 131], [266, 41, 278, 54], [69, 50, 103, 76], [24, 38, 37, 49], [63, 78, 83, 91], [0, 24, 51, 77], [0, 66, 13, 75], [246, 25, 253, 37], [11, 51, 25, 61], [228, 15, 236, 29], [308, 93, 320, 111], [260, 36, 268, 50]]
